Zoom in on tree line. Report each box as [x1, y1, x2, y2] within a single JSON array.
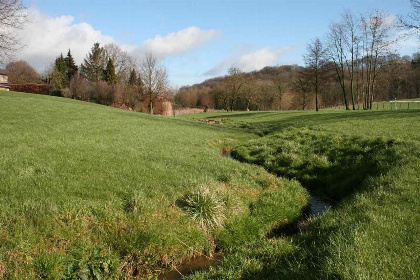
[[42, 43, 171, 114], [177, 6, 420, 111]]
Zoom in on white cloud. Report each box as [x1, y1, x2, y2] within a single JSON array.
[[16, 9, 115, 71], [384, 14, 397, 26], [132, 26, 221, 59], [205, 46, 294, 76], [14, 9, 220, 72]]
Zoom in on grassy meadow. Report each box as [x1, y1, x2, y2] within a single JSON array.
[[1, 91, 419, 279]]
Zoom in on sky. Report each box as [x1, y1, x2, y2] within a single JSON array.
[[14, 0, 419, 86]]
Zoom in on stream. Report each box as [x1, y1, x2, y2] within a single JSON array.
[[158, 152, 332, 279], [158, 254, 223, 280], [310, 195, 332, 216]]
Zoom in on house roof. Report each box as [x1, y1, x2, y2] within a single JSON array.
[[0, 69, 8, 75]]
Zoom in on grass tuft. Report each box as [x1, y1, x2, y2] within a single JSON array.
[[177, 187, 226, 231]]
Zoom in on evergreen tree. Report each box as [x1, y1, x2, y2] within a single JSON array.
[[65, 49, 78, 81], [53, 53, 68, 88], [104, 58, 117, 84], [54, 53, 67, 74], [128, 68, 137, 85], [80, 42, 106, 82]]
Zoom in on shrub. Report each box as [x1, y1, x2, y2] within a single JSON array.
[[176, 187, 225, 231], [70, 75, 91, 100], [61, 88, 71, 98], [9, 83, 50, 95]]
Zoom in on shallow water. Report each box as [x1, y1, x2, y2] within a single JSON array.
[[158, 254, 223, 280], [310, 195, 332, 216]]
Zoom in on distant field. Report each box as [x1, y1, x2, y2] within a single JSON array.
[[1, 91, 419, 279], [180, 107, 420, 141]]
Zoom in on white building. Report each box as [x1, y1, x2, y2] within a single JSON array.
[[0, 69, 10, 91]]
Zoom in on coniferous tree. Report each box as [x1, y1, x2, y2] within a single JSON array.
[[80, 42, 106, 82], [65, 49, 78, 81], [104, 58, 117, 84], [54, 53, 67, 74], [53, 53, 68, 89], [128, 68, 137, 85]]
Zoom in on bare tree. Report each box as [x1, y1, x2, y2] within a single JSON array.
[[399, 0, 420, 32], [360, 11, 395, 109], [242, 76, 257, 111], [140, 53, 168, 114], [327, 10, 362, 110], [272, 73, 290, 110], [226, 67, 247, 111], [0, 0, 27, 65], [6, 60, 41, 83], [213, 80, 230, 111], [343, 10, 360, 110], [304, 37, 328, 111], [327, 21, 350, 110], [104, 43, 137, 84], [294, 69, 311, 110]]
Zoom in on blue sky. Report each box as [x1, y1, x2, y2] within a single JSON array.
[[20, 0, 418, 85]]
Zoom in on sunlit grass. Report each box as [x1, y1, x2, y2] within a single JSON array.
[[1, 91, 419, 279]]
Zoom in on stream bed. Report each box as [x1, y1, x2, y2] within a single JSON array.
[[158, 151, 333, 279], [158, 254, 223, 280], [158, 194, 332, 280], [310, 195, 332, 216]]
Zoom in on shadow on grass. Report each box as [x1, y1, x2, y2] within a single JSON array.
[[188, 110, 419, 136], [226, 130, 402, 279]]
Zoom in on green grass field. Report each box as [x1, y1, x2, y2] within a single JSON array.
[[1, 91, 419, 279]]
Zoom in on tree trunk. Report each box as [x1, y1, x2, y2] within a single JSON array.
[[149, 101, 153, 115]]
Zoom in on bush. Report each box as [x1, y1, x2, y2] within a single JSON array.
[[61, 88, 72, 98], [176, 187, 225, 231], [70, 75, 91, 100], [9, 83, 50, 95]]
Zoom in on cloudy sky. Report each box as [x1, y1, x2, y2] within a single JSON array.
[[13, 0, 419, 85]]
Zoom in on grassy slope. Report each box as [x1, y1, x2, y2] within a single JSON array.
[[1, 91, 419, 279], [181, 110, 420, 279], [0, 92, 308, 279]]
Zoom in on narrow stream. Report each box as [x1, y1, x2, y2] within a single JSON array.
[[310, 195, 332, 216], [158, 151, 333, 279]]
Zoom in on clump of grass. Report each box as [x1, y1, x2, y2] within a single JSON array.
[[33, 253, 63, 280], [177, 187, 226, 231]]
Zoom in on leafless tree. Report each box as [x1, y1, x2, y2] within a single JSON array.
[[6, 60, 41, 83], [140, 53, 168, 114], [343, 10, 360, 110], [242, 76, 257, 111], [294, 69, 311, 110], [360, 11, 395, 109], [272, 73, 290, 110], [327, 21, 349, 110], [0, 0, 27, 65], [327, 10, 362, 110], [226, 67, 247, 111], [399, 0, 420, 32], [304, 37, 328, 111], [104, 43, 137, 84]]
